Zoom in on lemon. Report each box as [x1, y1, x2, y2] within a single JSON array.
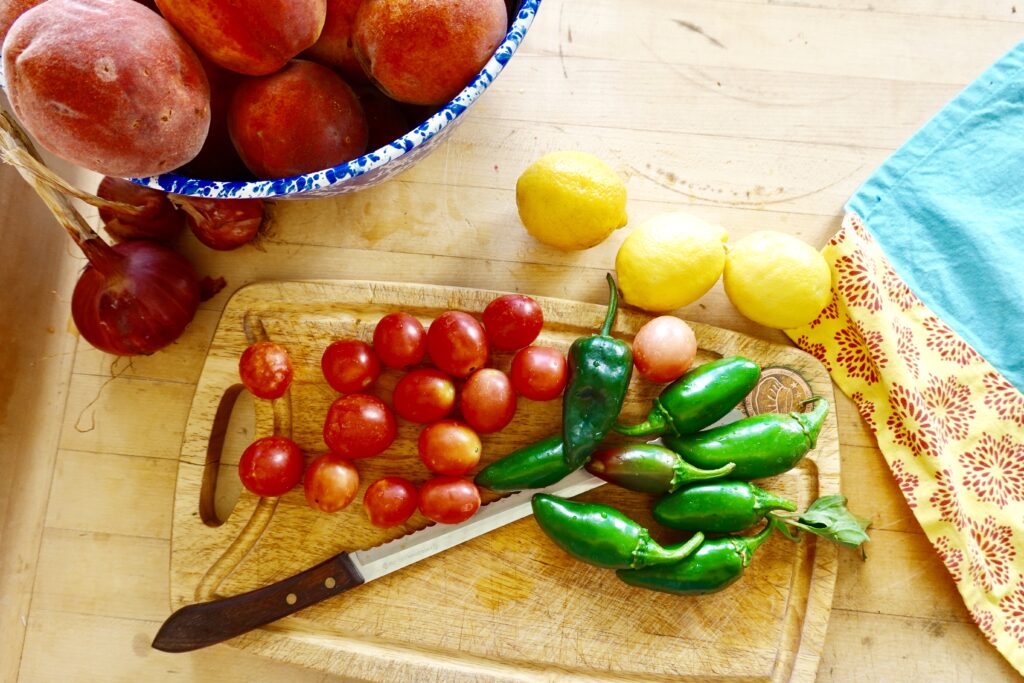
[[723, 231, 832, 329], [615, 212, 728, 312], [515, 151, 628, 250]]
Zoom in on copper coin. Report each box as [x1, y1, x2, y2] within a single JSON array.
[[744, 366, 814, 416]]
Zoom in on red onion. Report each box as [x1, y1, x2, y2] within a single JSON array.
[[71, 239, 201, 355], [97, 176, 185, 243], [171, 195, 264, 251]]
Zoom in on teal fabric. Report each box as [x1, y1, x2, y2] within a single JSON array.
[[848, 42, 1024, 393]]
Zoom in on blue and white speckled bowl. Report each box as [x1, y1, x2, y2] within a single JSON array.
[[131, 0, 541, 200]]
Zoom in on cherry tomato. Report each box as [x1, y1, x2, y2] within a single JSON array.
[[510, 346, 568, 401], [363, 476, 418, 527], [418, 476, 481, 524], [303, 454, 360, 513], [418, 420, 482, 475], [238, 435, 304, 497], [238, 341, 292, 399], [393, 368, 456, 423], [373, 312, 426, 369], [321, 339, 381, 394], [482, 294, 543, 351], [426, 311, 488, 378], [323, 394, 397, 458], [459, 368, 517, 433], [632, 316, 698, 383]]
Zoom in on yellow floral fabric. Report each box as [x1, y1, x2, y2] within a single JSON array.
[[786, 213, 1024, 674]]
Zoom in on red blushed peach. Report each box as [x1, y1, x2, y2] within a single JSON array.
[[2, 0, 210, 177], [303, 0, 366, 83], [178, 58, 251, 180], [154, 0, 327, 76], [228, 60, 368, 179], [0, 0, 46, 45], [353, 0, 507, 106]]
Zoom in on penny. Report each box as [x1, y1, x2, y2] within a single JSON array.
[[744, 367, 814, 416]]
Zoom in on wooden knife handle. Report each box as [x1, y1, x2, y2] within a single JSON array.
[[152, 552, 364, 652]]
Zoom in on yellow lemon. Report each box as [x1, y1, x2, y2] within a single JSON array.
[[515, 151, 628, 250], [615, 212, 728, 312], [723, 231, 832, 329]]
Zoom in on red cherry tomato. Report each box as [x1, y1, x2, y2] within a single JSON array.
[[632, 316, 698, 383], [418, 420, 482, 475], [373, 312, 426, 369], [459, 368, 517, 433], [363, 476, 418, 527], [321, 339, 381, 394], [238, 436, 304, 497], [323, 394, 397, 458], [238, 341, 293, 399], [426, 311, 488, 378], [418, 476, 481, 524], [482, 294, 543, 351], [510, 346, 568, 401], [392, 368, 456, 423], [303, 454, 360, 513]]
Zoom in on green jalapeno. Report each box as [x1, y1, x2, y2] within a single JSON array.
[[653, 481, 797, 534], [562, 274, 633, 469], [662, 398, 829, 480], [585, 444, 735, 493], [614, 356, 761, 438], [474, 434, 575, 491], [616, 519, 776, 595], [532, 494, 704, 570]]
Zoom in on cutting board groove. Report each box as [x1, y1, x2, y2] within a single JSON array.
[[170, 280, 839, 682]]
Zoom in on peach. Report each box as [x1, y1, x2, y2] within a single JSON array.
[[177, 59, 250, 180], [0, 0, 46, 45], [228, 60, 368, 179], [155, 0, 327, 76], [2, 0, 210, 177], [353, 0, 507, 106], [303, 0, 366, 83], [356, 86, 409, 150]]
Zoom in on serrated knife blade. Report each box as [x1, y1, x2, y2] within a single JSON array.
[[151, 467, 605, 653]]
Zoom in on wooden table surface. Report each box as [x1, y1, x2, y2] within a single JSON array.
[[2, 1, 1023, 680]]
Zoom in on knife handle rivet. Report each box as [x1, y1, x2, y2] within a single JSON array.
[[324, 577, 336, 589], [286, 593, 297, 605]]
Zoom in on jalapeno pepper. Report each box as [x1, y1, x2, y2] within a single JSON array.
[[616, 519, 776, 595], [661, 398, 829, 480], [562, 274, 633, 469], [652, 481, 797, 533], [614, 356, 761, 438], [532, 494, 705, 570], [585, 444, 735, 494], [474, 434, 575, 491]]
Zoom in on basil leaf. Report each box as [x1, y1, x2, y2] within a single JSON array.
[[771, 495, 871, 556]]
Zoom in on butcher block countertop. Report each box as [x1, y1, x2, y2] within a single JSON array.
[[1, 1, 1022, 680]]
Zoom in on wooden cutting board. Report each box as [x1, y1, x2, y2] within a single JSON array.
[[170, 279, 840, 682]]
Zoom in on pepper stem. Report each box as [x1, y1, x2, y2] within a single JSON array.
[[795, 398, 830, 449], [753, 488, 798, 515], [733, 519, 778, 567], [669, 459, 736, 491], [635, 531, 705, 568], [599, 273, 619, 337], [613, 405, 668, 437]]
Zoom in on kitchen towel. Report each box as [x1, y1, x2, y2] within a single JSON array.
[[786, 41, 1024, 674]]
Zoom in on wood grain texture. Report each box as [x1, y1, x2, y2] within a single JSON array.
[[2, 0, 1022, 680], [167, 280, 839, 682]]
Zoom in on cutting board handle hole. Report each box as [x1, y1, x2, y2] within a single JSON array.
[[200, 384, 251, 528]]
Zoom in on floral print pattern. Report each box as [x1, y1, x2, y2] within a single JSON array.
[[786, 212, 1024, 675]]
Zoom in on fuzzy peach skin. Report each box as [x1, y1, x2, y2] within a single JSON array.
[[155, 0, 326, 76], [353, 0, 507, 106], [2, 0, 210, 177], [0, 0, 45, 45], [303, 0, 366, 83], [228, 60, 368, 179]]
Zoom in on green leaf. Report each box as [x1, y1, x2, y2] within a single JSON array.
[[770, 495, 871, 556]]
